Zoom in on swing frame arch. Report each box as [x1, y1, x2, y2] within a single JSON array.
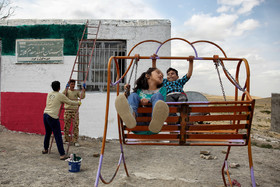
[[95, 38, 256, 187]]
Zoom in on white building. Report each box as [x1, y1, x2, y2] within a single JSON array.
[[0, 19, 171, 139]]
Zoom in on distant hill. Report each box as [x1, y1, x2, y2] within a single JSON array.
[[255, 97, 271, 107], [202, 93, 263, 101]]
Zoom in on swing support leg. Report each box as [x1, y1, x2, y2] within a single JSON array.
[[94, 140, 129, 187], [248, 137, 256, 187], [222, 146, 232, 187], [94, 55, 132, 187], [222, 139, 256, 187], [120, 143, 130, 177]]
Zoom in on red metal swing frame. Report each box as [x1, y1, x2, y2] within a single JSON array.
[[94, 38, 256, 187]]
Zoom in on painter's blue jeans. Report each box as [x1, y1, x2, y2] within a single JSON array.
[[43, 113, 65, 156], [127, 92, 164, 117]]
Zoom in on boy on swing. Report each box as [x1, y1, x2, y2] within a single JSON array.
[[163, 60, 194, 102]]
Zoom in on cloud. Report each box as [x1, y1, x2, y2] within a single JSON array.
[[273, 41, 280, 45], [183, 13, 260, 41], [237, 0, 263, 14], [12, 0, 162, 19], [217, 6, 233, 13], [217, 0, 264, 15], [234, 19, 260, 35], [183, 13, 238, 41]]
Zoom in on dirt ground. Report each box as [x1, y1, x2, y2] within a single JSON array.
[[0, 96, 280, 187]]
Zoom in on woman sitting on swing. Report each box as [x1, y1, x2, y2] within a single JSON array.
[[115, 67, 169, 134]]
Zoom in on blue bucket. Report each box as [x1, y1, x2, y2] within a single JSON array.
[[68, 158, 82, 172]]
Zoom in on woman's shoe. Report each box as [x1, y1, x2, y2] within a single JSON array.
[[149, 100, 169, 133], [115, 94, 136, 129]]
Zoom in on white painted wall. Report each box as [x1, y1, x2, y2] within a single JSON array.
[[79, 93, 119, 139], [0, 19, 171, 139], [1, 56, 74, 93]]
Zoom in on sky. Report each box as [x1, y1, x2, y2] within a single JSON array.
[[6, 0, 280, 98]]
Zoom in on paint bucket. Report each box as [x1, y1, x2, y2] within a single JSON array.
[[68, 157, 82, 172]]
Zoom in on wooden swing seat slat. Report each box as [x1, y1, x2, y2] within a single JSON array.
[[190, 105, 252, 113], [124, 133, 247, 140], [124, 124, 247, 132], [136, 116, 180, 123], [188, 124, 248, 130], [189, 114, 249, 121], [137, 106, 178, 113], [124, 125, 180, 131]]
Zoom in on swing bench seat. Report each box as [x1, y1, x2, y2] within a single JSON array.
[[121, 100, 255, 146], [119, 98, 256, 186]]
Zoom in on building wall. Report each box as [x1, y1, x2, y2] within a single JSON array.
[[271, 93, 280, 133], [0, 19, 171, 139]]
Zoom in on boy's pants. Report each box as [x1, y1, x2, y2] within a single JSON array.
[[43, 113, 65, 156], [64, 111, 79, 143], [166, 93, 188, 102]]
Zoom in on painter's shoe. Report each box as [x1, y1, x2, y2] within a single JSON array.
[[74, 142, 80, 147], [149, 100, 169, 133], [115, 94, 136, 129]]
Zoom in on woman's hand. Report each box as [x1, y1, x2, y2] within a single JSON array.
[[140, 98, 149, 105], [124, 84, 131, 97]]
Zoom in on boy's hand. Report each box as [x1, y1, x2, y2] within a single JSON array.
[[66, 83, 69, 89]]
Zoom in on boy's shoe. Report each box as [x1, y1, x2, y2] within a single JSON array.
[[115, 94, 136, 129], [60, 155, 69, 160], [42, 149, 48, 154], [149, 100, 169, 133]]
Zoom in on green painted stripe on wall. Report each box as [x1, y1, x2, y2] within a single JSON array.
[[0, 24, 86, 55]]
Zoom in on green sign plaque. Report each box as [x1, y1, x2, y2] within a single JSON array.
[[16, 39, 63, 63]]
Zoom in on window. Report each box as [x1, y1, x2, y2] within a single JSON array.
[[78, 40, 126, 91]]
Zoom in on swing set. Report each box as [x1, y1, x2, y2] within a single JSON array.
[[94, 38, 256, 187]]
